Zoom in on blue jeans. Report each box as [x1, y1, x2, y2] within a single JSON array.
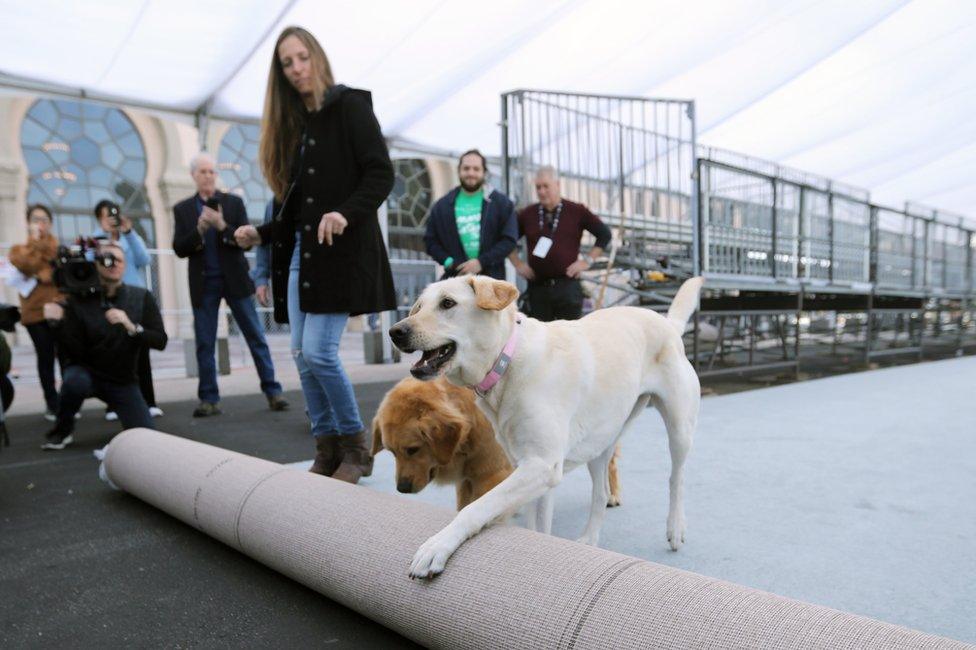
[[288, 234, 363, 436], [55, 365, 151, 435], [193, 277, 282, 404]]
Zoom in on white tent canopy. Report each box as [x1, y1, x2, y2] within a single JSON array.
[[2, 0, 974, 215]]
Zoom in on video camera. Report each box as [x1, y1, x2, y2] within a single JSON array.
[[52, 236, 117, 298]]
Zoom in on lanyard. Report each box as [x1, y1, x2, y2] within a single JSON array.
[[538, 202, 562, 234]]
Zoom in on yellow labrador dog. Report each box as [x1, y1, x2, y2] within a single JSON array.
[[389, 275, 703, 579]]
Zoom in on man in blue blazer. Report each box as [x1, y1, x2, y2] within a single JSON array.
[[172, 153, 287, 417]]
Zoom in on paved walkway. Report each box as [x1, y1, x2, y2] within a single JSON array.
[[348, 356, 976, 643], [2, 352, 972, 644]]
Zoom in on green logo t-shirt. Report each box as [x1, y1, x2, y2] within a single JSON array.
[[454, 189, 483, 261]]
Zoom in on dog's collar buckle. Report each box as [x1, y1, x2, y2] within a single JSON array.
[[473, 314, 523, 398]]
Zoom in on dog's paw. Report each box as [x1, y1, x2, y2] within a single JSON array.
[[606, 494, 621, 508], [409, 531, 459, 579], [666, 517, 686, 551]]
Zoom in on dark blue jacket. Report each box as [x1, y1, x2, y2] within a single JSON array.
[[424, 186, 518, 280]]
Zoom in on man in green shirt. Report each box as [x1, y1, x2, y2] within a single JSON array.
[[424, 149, 518, 280]]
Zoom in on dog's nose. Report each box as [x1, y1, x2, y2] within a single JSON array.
[[389, 323, 411, 348], [396, 478, 414, 493]]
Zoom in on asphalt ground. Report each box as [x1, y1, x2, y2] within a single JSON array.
[[0, 383, 422, 649], [2, 349, 973, 647]]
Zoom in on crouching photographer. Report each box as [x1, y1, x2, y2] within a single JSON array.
[[41, 240, 167, 451]]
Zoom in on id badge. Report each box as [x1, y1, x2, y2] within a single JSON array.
[[532, 236, 553, 258]]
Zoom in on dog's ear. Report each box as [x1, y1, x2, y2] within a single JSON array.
[[425, 426, 461, 466], [467, 276, 519, 311], [423, 402, 470, 466], [370, 417, 384, 456]]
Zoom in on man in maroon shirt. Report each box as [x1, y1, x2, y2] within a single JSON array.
[[508, 166, 612, 321]]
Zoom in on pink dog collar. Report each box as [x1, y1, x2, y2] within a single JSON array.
[[473, 314, 523, 397]]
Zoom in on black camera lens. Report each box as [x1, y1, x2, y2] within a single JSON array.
[[71, 263, 95, 280]]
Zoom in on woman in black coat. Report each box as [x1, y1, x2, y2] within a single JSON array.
[[236, 26, 396, 484]]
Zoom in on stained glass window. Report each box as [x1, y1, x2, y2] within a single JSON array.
[[386, 158, 432, 256], [20, 99, 154, 246]]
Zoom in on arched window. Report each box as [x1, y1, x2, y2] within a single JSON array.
[[386, 158, 432, 257], [20, 99, 153, 245], [218, 123, 272, 224]]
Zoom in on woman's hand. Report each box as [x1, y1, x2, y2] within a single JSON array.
[[318, 212, 348, 246], [234, 225, 261, 248]]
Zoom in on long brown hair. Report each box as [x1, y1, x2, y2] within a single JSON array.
[[259, 26, 335, 199]]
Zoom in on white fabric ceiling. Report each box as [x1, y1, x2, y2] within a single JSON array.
[[1, 0, 974, 216]]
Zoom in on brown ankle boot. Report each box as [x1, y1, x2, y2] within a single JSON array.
[[331, 431, 374, 484], [309, 434, 341, 476]]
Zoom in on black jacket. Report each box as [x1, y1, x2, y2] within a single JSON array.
[[257, 85, 396, 321], [173, 191, 254, 308], [54, 285, 167, 384], [424, 186, 518, 280]]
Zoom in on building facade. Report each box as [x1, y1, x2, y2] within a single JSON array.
[[0, 94, 463, 344]]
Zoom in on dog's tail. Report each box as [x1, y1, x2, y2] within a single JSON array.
[[666, 276, 704, 334]]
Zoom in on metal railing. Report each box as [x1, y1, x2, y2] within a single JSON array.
[[698, 158, 975, 296], [500, 89, 975, 298], [501, 89, 976, 378], [501, 89, 699, 276]]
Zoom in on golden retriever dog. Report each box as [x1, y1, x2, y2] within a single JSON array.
[[389, 275, 703, 578], [371, 376, 511, 510], [371, 376, 623, 511]]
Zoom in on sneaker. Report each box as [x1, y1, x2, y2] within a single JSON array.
[[149, 406, 164, 418], [44, 410, 57, 422], [41, 430, 74, 451], [192, 402, 221, 418], [267, 395, 289, 412], [105, 411, 118, 422]]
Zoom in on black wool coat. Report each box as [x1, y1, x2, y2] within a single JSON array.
[[258, 85, 397, 321]]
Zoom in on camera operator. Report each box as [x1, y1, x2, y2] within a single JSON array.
[[41, 241, 167, 451], [92, 199, 162, 420]]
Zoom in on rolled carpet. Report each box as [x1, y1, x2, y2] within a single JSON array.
[[102, 429, 969, 649]]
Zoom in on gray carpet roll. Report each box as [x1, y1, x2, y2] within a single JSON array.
[[103, 429, 969, 649]]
